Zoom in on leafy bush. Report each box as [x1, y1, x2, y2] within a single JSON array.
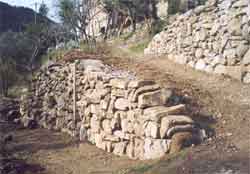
[[150, 19, 167, 35]]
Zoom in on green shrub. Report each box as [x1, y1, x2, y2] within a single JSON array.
[[129, 39, 151, 53], [150, 19, 167, 36]]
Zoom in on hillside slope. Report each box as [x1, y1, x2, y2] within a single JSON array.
[[0, 1, 54, 34]]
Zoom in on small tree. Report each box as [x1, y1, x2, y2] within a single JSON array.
[[0, 57, 17, 97], [39, 2, 49, 17], [58, 0, 93, 41]]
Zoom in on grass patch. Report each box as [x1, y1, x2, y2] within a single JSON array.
[[121, 32, 135, 41], [127, 164, 154, 174], [129, 39, 151, 53]]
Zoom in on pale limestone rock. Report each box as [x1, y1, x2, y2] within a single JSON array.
[[195, 59, 207, 71], [144, 121, 159, 138], [110, 79, 129, 89], [214, 65, 227, 74], [243, 72, 250, 83], [103, 134, 120, 142], [195, 48, 204, 58], [102, 119, 112, 134], [95, 133, 105, 149], [236, 44, 249, 58], [128, 80, 155, 88], [243, 49, 250, 65], [114, 98, 129, 111], [113, 142, 127, 156], [143, 105, 186, 122], [126, 142, 135, 159], [134, 138, 144, 160], [90, 104, 101, 115], [134, 121, 143, 137], [90, 115, 101, 133], [228, 18, 242, 36], [138, 90, 164, 109], [160, 115, 194, 139], [225, 66, 242, 80], [100, 95, 110, 110], [121, 119, 129, 133], [131, 84, 160, 102], [166, 124, 196, 138], [144, 138, 170, 160]]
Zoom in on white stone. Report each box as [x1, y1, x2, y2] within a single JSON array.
[[214, 65, 227, 74], [195, 59, 207, 71], [114, 98, 129, 111], [243, 72, 250, 84], [144, 121, 159, 138], [243, 49, 250, 65], [195, 48, 204, 59]]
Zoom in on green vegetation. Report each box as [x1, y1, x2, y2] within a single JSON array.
[[128, 164, 154, 173], [129, 39, 151, 53], [39, 2, 49, 17]]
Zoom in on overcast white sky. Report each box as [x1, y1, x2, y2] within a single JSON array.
[[0, 0, 59, 22]]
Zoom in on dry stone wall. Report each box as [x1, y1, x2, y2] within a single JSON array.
[[145, 0, 250, 84], [20, 59, 203, 160]]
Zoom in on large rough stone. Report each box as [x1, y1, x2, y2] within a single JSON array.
[[110, 79, 129, 89], [228, 18, 242, 36], [144, 138, 170, 160], [214, 65, 227, 74], [195, 48, 204, 59], [243, 72, 250, 84], [236, 44, 249, 58], [138, 90, 166, 109], [243, 49, 250, 65], [225, 66, 242, 80], [90, 116, 101, 133], [128, 80, 155, 88], [102, 119, 112, 134], [143, 105, 186, 122], [131, 84, 160, 102], [114, 98, 129, 111], [232, 0, 248, 8], [195, 59, 207, 71], [160, 115, 194, 139], [113, 142, 127, 156], [144, 121, 159, 138]]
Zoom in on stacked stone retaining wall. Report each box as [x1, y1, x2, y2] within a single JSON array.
[[20, 59, 203, 160], [145, 0, 250, 83]]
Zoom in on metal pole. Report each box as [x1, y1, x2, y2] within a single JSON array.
[[34, 2, 38, 24]]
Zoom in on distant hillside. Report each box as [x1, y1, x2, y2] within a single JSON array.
[[0, 1, 54, 34]]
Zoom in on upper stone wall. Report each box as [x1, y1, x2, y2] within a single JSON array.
[[145, 0, 250, 84], [20, 59, 203, 160]]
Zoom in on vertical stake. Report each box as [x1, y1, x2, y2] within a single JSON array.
[[73, 61, 76, 136]]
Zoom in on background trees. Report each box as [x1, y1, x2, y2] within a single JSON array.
[[58, 0, 95, 41]]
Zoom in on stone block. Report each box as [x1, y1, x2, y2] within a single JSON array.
[[113, 142, 127, 156], [144, 121, 159, 138], [144, 138, 170, 160], [128, 80, 155, 88], [114, 98, 129, 111], [131, 84, 160, 102], [143, 105, 186, 122], [110, 79, 129, 89], [102, 119, 112, 134], [160, 115, 194, 139]]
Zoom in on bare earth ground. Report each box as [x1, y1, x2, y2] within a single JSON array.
[[2, 46, 250, 174]]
